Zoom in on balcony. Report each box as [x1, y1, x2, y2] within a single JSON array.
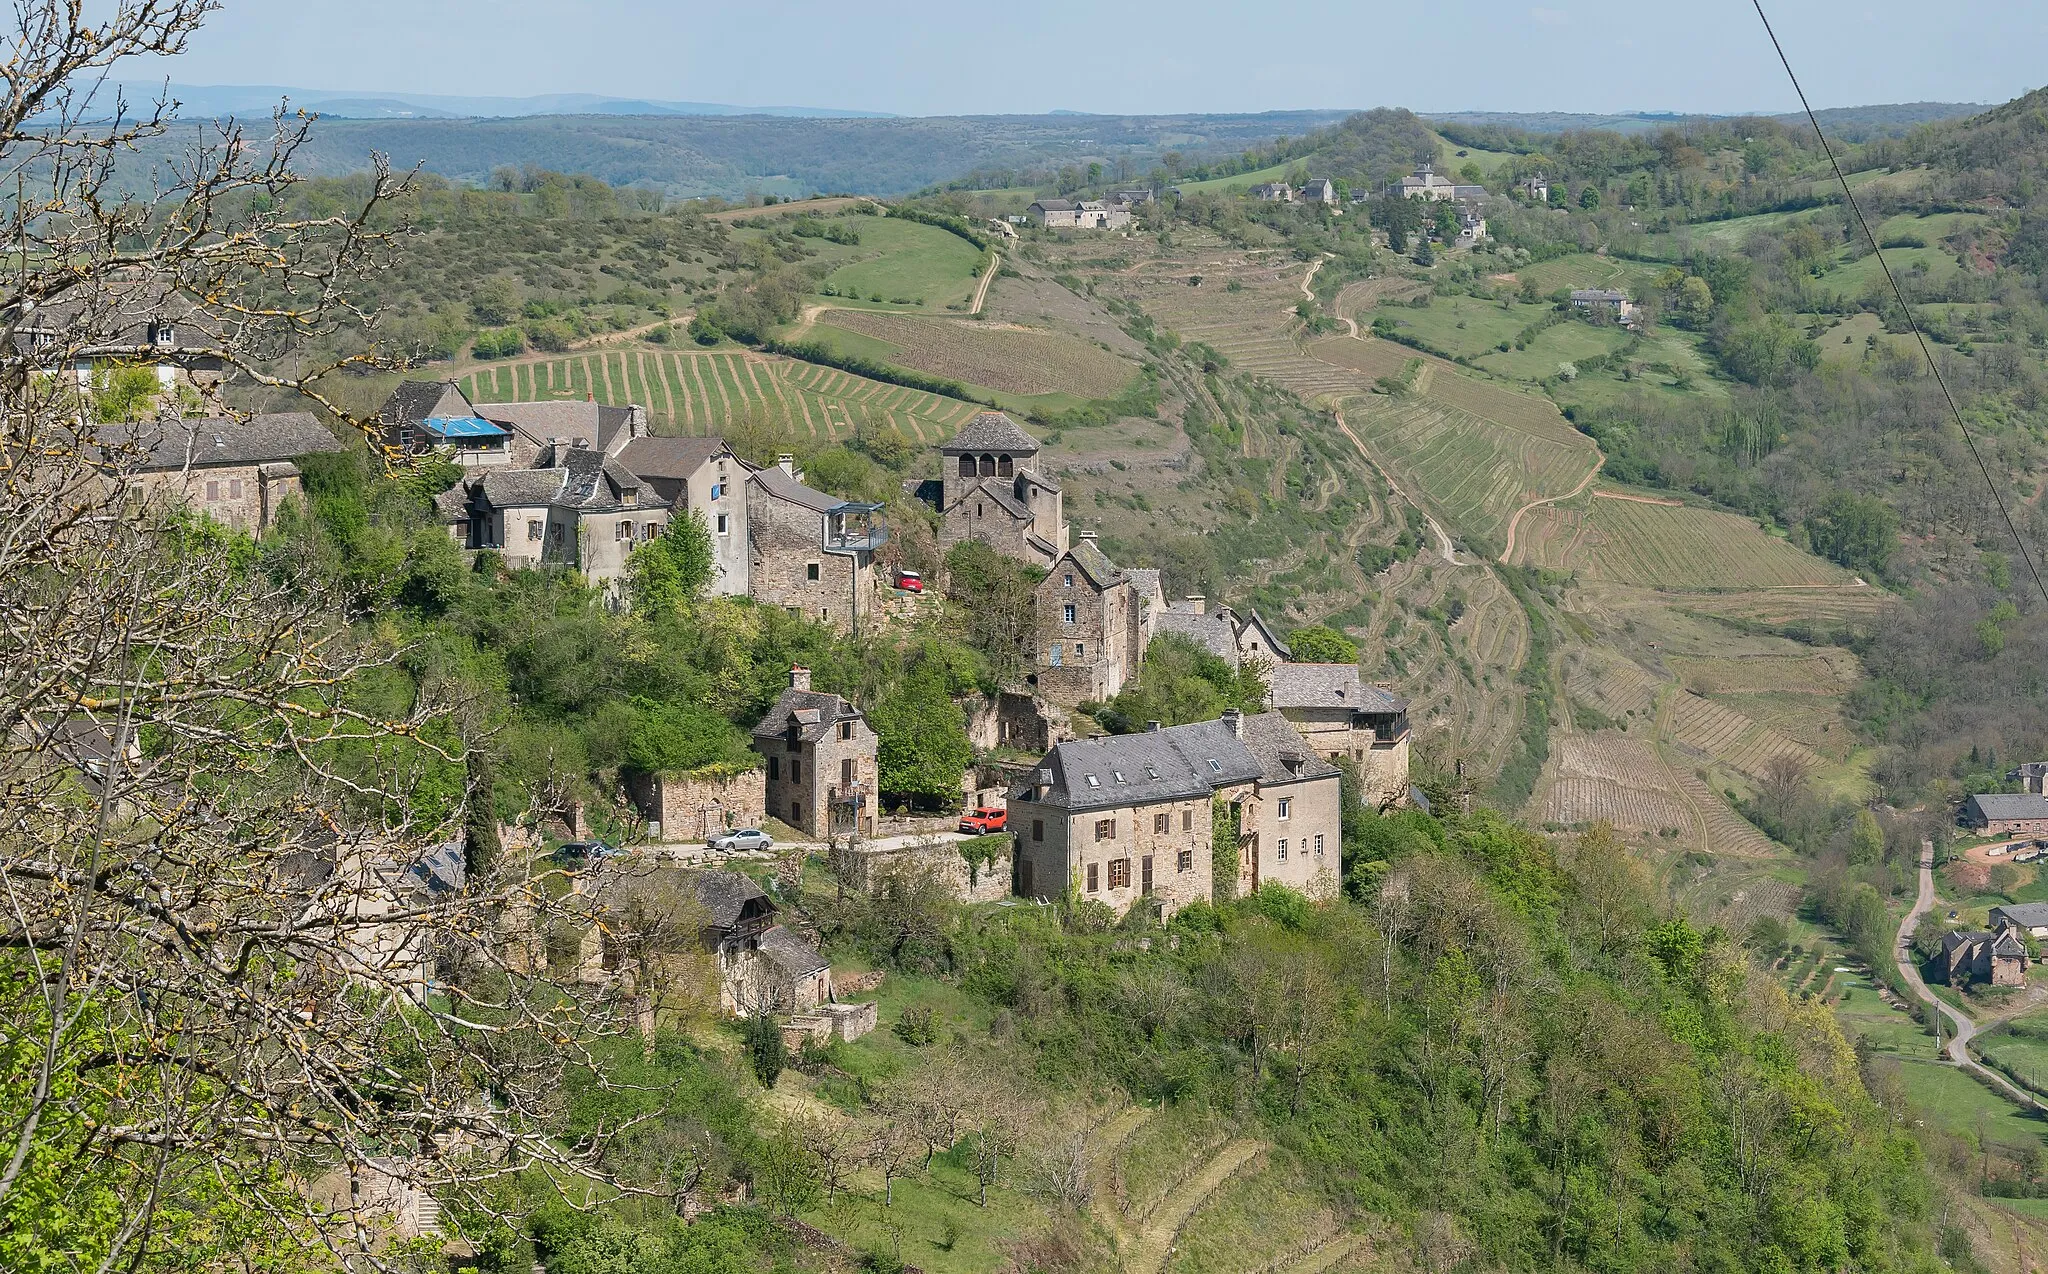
[[824, 502, 888, 554]]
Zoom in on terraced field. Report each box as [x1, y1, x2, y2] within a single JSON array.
[[1677, 586, 1892, 627], [1540, 733, 1695, 833], [1514, 495, 1858, 589], [812, 309, 1139, 398], [454, 348, 983, 442]]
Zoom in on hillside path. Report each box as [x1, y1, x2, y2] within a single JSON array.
[[1591, 489, 1683, 507], [1330, 406, 1468, 567], [1117, 1136, 1265, 1274], [970, 252, 1001, 315], [1500, 455, 1605, 563], [1895, 845, 2043, 1109]]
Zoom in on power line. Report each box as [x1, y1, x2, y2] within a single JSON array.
[[1751, 0, 2048, 610]]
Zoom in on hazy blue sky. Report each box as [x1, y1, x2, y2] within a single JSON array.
[[147, 0, 2046, 116]]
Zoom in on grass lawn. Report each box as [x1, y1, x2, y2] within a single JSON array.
[[1825, 244, 1965, 295], [1431, 133, 1519, 177], [1477, 320, 1633, 381], [810, 218, 986, 312], [1873, 210, 1992, 245], [1507, 252, 1666, 296], [1375, 295, 1551, 361], [1173, 161, 1294, 195], [800, 1145, 1052, 1274], [1978, 1014, 2048, 1094]]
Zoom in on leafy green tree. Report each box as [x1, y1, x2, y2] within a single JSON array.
[[471, 276, 519, 325], [944, 540, 1041, 681], [871, 657, 974, 807], [744, 1014, 786, 1088], [1578, 185, 1601, 209], [1803, 491, 1898, 576], [90, 363, 161, 422], [628, 509, 715, 615], [1285, 624, 1359, 664], [1102, 633, 1265, 732]]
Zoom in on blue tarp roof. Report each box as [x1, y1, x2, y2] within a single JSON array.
[[424, 415, 508, 439]]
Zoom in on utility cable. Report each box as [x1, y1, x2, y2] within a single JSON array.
[[1752, 0, 2048, 610]]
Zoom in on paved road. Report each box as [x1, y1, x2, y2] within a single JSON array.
[[1894, 844, 2041, 1108]]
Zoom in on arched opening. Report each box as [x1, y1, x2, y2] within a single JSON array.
[[978, 453, 996, 476], [958, 454, 975, 477], [997, 454, 1013, 476]]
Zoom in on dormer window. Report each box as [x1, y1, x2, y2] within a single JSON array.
[[1085, 774, 1100, 787], [149, 321, 176, 348], [1145, 765, 1159, 779]]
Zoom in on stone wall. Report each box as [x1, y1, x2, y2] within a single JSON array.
[[962, 691, 1064, 754], [1008, 794, 1210, 917], [1032, 566, 1131, 706], [748, 484, 875, 629], [135, 460, 306, 533], [1236, 774, 1342, 900], [759, 717, 878, 839], [938, 497, 1033, 562], [625, 766, 766, 842], [832, 838, 1012, 904]]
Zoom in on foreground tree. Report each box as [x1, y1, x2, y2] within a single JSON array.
[[0, 4, 640, 1267]]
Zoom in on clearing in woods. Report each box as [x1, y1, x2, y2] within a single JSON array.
[[454, 348, 983, 442]]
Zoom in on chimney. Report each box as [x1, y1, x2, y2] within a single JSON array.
[[777, 453, 796, 478], [1077, 530, 1098, 542], [1186, 594, 1206, 615], [789, 665, 811, 692], [1146, 720, 1162, 733], [1221, 708, 1243, 738], [627, 404, 648, 440], [586, 390, 595, 402]]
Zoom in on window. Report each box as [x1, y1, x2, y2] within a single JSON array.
[[616, 522, 632, 541], [1094, 818, 1114, 841], [1182, 808, 1193, 831], [1154, 812, 1169, 834], [806, 562, 821, 581], [1076, 644, 1085, 657], [1063, 573, 1074, 588], [840, 757, 854, 786], [1145, 765, 1159, 780], [1063, 603, 1076, 625], [959, 455, 975, 478], [1085, 774, 1100, 788], [1086, 862, 1099, 892], [715, 513, 729, 534], [1207, 759, 1222, 773], [1177, 848, 1194, 873], [1277, 797, 1291, 821], [791, 800, 802, 823], [1314, 834, 1325, 858], [1032, 819, 1044, 842], [1050, 645, 1063, 667], [1277, 838, 1288, 861], [528, 519, 543, 542], [768, 756, 780, 779], [710, 482, 723, 500], [1107, 858, 1130, 889], [790, 759, 802, 782], [839, 721, 853, 741], [228, 478, 243, 500], [1112, 771, 1126, 784], [1141, 855, 1154, 893], [204, 480, 219, 501]]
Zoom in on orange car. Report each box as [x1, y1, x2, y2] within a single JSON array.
[[959, 806, 1007, 834]]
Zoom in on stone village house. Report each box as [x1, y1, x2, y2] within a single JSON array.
[[1941, 919, 2029, 988], [747, 458, 887, 631], [936, 411, 1068, 569], [1961, 792, 2048, 838], [751, 667, 879, 839], [107, 412, 345, 534], [433, 442, 667, 594], [1265, 663, 1412, 809], [1006, 708, 1342, 917]]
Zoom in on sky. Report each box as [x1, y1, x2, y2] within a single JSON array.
[[144, 0, 2048, 117]]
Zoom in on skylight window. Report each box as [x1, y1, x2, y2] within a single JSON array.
[[1207, 758, 1222, 772], [1113, 770, 1126, 783], [1085, 774, 1101, 787], [1145, 765, 1159, 780]]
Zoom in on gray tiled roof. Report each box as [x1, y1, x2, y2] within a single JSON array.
[[1238, 711, 1339, 786], [1029, 199, 1076, 213], [615, 436, 733, 480], [1967, 793, 2048, 820], [751, 464, 842, 514], [1024, 718, 1263, 812], [477, 399, 636, 451], [478, 468, 568, 508], [382, 379, 471, 424], [941, 411, 1040, 455], [759, 924, 829, 977], [1993, 902, 2048, 929], [1266, 663, 1406, 713], [1066, 539, 1124, 588], [685, 870, 774, 931], [753, 688, 864, 742], [953, 476, 1031, 520], [108, 413, 344, 470], [1124, 568, 1163, 605]]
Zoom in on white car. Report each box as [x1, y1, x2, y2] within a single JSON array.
[[709, 828, 774, 853]]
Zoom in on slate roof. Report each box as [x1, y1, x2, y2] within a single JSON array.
[[1238, 711, 1340, 787], [1266, 664, 1406, 714], [105, 413, 344, 471], [1992, 902, 2048, 930], [1023, 718, 1263, 812], [552, 447, 653, 512], [759, 924, 829, 978], [685, 870, 776, 932], [752, 464, 842, 514], [1124, 568, 1163, 605], [1066, 539, 1124, 588], [941, 411, 1040, 455], [476, 399, 636, 451], [1571, 289, 1630, 303], [477, 467, 569, 508], [615, 436, 733, 480], [953, 476, 1031, 520], [1030, 199, 1077, 213], [382, 379, 470, 424], [753, 688, 864, 742], [1994, 928, 2029, 957], [1154, 610, 1240, 665], [14, 282, 221, 353], [1943, 929, 1991, 956], [1019, 468, 1061, 493], [1966, 793, 2048, 821]]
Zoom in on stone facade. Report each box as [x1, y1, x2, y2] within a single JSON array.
[[1942, 921, 2029, 988], [936, 411, 1067, 570], [625, 766, 767, 843], [962, 690, 1065, 755], [751, 667, 879, 839], [1011, 792, 1216, 916], [1962, 792, 2048, 838], [831, 838, 1013, 905], [1266, 664, 1412, 810], [747, 461, 883, 632], [111, 413, 344, 534], [615, 436, 753, 595], [1229, 711, 1344, 900], [134, 459, 308, 533], [1032, 536, 1139, 706]]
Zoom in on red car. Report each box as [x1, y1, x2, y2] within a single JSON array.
[[959, 806, 1007, 834], [893, 569, 924, 593]]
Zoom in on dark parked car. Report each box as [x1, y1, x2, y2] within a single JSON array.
[[552, 840, 612, 867]]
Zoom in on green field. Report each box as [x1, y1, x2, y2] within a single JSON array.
[[1373, 295, 1552, 362], [1978, 1013, 2048, 1096], [1172, 161, 1295, 195], [1506, 252, 1666, 297], [455, 348, 983, 443], [1475, 319, 1634, 381], [1431, 133, 1520, 177], [728, 215, 987, 312], [1826, 243, 1966, 295], [1833, 978, 2048, 1149]]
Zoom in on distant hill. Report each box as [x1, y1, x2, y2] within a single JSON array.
[[157, 109, 1355, 199], [1425, 102, 1985, 141], [109, 81, 891, 121]]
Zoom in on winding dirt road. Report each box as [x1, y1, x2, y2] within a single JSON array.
[[970, 252, 1000, 315], [1895, 843, 2042, 1109], [1499, 455, 1606, 564], [1331, 407, 1466, 566]]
